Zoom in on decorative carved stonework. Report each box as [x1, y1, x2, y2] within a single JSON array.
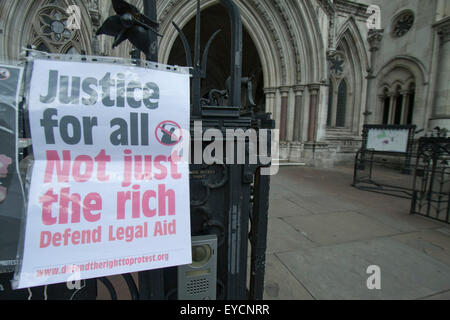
[[34, 5, 75, 44], [264, 87, 277, 96], [159, 0, 177, 25], [328, 13, 337, 55], [317, 0, 335, 16], [279, 86, 290, 95], [273, 0, 302, 83], [335, 0, 370, 18], [251, 0, 287, 84], [31, 1, 82, 54], [392, 11, 414, 38], [329, 51, 345, 78], [88, 0, 101, 27], [293, 85, 305, 94], [436, 17, 450, 43], [368, 29, 384, 52], [308, 83, 321, 95]]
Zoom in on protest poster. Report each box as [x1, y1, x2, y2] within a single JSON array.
[[0, 64, 25, 273], [16, 59, 192, 288]]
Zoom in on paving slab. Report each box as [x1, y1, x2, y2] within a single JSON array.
[[277, 238, 450, 300], [390, 229, 450, 267], [283, 211, 400, 246], [263, 254, 314, 300], [437, 228, 450, 236], [269, 198, 313, 218], [286, 194, 363, 214], [423, 290, 450, 300], [274, 166, 414, 214], [355, 205, 445, 233], [263, 166, 450, 300], [266, 218, 316, 254]]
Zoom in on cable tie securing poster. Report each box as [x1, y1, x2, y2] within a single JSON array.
[[14, 58, 192, 288], [21, 48, 190, 75]]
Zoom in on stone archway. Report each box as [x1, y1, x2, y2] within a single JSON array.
[[157, 0, 326, 151], [95, 0, 327, 160], [329, 17, 369, 135], [158, 0, 285, 90], [166, 3, 265, 110]]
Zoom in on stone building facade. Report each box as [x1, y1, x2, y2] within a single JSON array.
[[0, 0, 448, 167]]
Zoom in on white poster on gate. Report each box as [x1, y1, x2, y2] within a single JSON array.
[[16, 59, 192, 289]]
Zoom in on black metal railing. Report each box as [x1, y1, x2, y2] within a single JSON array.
[[411, 136, 450, 224], [352, 125, 417, 199]]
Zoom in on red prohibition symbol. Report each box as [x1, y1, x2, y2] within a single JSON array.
[[155, 120, 183, 146], [0, 68, 10, 81]]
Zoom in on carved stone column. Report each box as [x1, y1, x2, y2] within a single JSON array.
[[279, 86, 290, 142], [88, 0, 101, 55], [289, 85, 305, 162], [431, 17, 450, 129], [365, 29, 384, 124], [400, 90, 410, 123], [389, 92, 398, 124], [307, 84, 320, 142], [264, 87, 277, 116], [292, 85, 305, 142]]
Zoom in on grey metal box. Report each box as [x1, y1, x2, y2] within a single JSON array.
[[177, 235, 217, 300]]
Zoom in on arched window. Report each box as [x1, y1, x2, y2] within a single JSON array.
[[327, 78, 349, 128], [394, 86, 403, 125], [377, 63, 418, 126], [379, 83, 415, 125], [336, 80, 347, 128]]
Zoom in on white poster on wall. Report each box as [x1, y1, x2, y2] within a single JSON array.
[[16, 59, 192, 289], [366, 128, 410, 153]]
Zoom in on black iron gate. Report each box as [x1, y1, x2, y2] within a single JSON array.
[[352, 124, 417, 199], [411, 136, 450, 224], [163, 0, 274, 300], [0, 0, 272, 300]]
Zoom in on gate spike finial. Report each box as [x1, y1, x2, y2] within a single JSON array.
[[201, 29, 221, 78], [172, 22, 193, 68], [194, 0, 201, 68]]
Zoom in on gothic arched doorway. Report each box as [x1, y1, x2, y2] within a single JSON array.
[[167, 4, 265, 111]]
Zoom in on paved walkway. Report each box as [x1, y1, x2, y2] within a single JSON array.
[[264, 165, 450, 300]]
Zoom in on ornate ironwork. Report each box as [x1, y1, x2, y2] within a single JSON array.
[[96, 0, 161, 59], [172, 0, 224, 116], [170, 0, 272, 300], [172, 0, 243, 118], [411, 136, 450, 224]]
